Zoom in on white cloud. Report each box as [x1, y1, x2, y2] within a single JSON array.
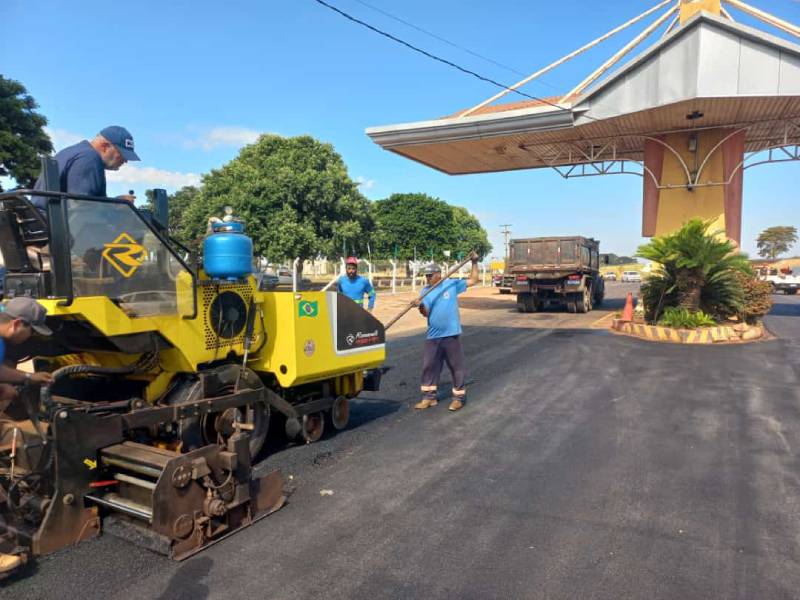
[[182, 126, 262, 151], [107, 165, 201, 190], [356, 176, 375, 191], [44, 127, 83, 149]]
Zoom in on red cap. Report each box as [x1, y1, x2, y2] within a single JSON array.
[[345, 256, 358, 265]]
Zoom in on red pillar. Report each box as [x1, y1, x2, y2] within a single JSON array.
[[642, 137, 665, 237], [721, 130, 745, 245]]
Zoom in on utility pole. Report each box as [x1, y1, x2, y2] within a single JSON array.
[[500, 224, 512, 263]]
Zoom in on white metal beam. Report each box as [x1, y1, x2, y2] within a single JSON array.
[[559, 5, 679, 103], [720, 6, 735, 21], [723, 0, 800, 38], [662, 13, 681, 37], [457, 0, 675, 117]]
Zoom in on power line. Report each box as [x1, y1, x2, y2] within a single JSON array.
[[351, 0, 528, 78], [311, 0, 572, 113], [313, 0, 679, 132], [352, 0, 676, 105]]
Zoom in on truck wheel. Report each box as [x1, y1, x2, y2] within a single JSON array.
[[517, 293, 536, 313], [576, 288, 590, 313], [594, 281, 604, 306], [594, 292, 604, 306], [566, 297, 577, 313], [525, 294, 537, 313]]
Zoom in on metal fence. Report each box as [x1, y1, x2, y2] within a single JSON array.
[[257, 256, 489, 293]]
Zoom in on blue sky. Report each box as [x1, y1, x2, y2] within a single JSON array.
[[3, 0, 799, 258]]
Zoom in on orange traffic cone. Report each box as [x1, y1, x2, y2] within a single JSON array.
[[621, 292, 634, 322]]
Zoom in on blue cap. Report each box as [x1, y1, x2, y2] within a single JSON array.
[[99, 125, 140, 161]]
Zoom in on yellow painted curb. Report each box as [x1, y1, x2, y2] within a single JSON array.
[[610, 320, 764, 345], [591, 313, 614, 327]]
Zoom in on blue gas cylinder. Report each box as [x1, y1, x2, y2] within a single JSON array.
[[203, 221, 253, 280]]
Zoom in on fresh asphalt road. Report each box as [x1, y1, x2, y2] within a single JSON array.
[[4, 285, 800, 600], [765, 291, 800, 340]]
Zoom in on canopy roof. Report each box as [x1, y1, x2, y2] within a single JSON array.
[[367, 13, 800, 175]]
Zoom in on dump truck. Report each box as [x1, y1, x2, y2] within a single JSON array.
[[509, 236, 605, 313], [0, 166, 386, 574]]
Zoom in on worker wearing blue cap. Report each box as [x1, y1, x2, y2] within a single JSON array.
[[32, 125, 140, 211]]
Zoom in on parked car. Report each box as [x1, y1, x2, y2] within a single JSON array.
[[492, 272, 514, 294], [603, 272, 617, 281], [621, 271, 641, 283], [757, 267, 800, 295], [273, 268, 292, 285], [258, 271, 279, 290], [266, 268, 312, 288]]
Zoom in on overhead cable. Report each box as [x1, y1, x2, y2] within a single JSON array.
[[311, 0, 572, 113], [351, 0, 528, 77]]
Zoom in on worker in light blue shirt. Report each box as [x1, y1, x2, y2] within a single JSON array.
[[414, 254, 479, 413], [336, 256, 376, 311]]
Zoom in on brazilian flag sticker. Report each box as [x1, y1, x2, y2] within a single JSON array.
[[298, 300, 318, 318]]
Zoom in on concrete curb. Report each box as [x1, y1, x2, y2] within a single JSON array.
[[610, 319, 765, 344]]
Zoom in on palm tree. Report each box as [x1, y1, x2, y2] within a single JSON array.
[[637, 219, 751, 320]]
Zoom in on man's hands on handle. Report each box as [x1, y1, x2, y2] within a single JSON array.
[[410, 297, 427, 316], [30, 372, 54, 386], [0, 371, 54, 403], [117, 189, 136, 203], [0, 365, 54, 388]]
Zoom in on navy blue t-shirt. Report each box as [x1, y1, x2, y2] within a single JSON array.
[[32, 140, 106, 211], [421, 278, 468, 339]]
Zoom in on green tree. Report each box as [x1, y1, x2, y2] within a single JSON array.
[[757, 226, 798, 261], [450, 206, 492, 260], [168, 186, 201, 243], [371, 193, 491, 260], [371, 193, 453, 260], [179, 135, 370, 266], [637, 219, 751, 321], [144, 186, 201, 244], [601, 253, 638, 266], [0, 76, 53, 191]]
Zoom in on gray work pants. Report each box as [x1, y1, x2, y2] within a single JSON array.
[[420, 335, 466, 402]]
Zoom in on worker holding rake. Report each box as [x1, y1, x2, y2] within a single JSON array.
[[414, 254, 479, 412]]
